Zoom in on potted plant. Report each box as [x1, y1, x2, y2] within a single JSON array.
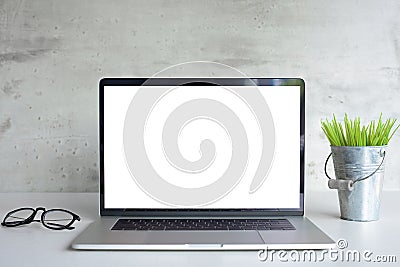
[[321, 114, 399, 221]]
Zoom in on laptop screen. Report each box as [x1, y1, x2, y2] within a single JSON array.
[[101, 78, 304, 213]]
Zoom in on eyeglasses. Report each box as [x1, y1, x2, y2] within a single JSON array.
[[1, 207, 80, 230]]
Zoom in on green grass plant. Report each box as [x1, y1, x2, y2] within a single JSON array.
[[321, 114, 399, 146]]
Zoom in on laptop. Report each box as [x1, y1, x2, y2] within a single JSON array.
[[71, 77, 335, 250]]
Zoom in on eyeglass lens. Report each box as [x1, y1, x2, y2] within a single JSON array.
[[4, 208, 35, 224], [42, 210, 75, 228]]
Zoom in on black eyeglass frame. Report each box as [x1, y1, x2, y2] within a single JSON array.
[[1, 207, 81, 230]]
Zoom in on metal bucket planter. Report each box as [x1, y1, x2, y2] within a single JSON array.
[[325, 146, 386, 222]]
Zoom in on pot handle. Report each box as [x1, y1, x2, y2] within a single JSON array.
[[324, 148, 386, 191]]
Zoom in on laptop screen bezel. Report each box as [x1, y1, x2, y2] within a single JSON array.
[[99, 78, 305, 216]]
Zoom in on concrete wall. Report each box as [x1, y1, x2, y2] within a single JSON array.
[[1, 0, 400, 192]]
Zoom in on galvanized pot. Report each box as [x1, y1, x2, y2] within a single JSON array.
[[325, 146, 386, 222]]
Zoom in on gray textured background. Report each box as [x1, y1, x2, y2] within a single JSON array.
[[1, 0, 400, 192]]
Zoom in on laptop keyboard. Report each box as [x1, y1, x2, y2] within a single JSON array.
[[111, 218, 295, 231]]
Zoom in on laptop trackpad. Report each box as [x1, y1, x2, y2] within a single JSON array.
[[141, 231, 263, 245]]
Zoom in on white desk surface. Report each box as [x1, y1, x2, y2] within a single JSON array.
[[0, 191, 399, 266]]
